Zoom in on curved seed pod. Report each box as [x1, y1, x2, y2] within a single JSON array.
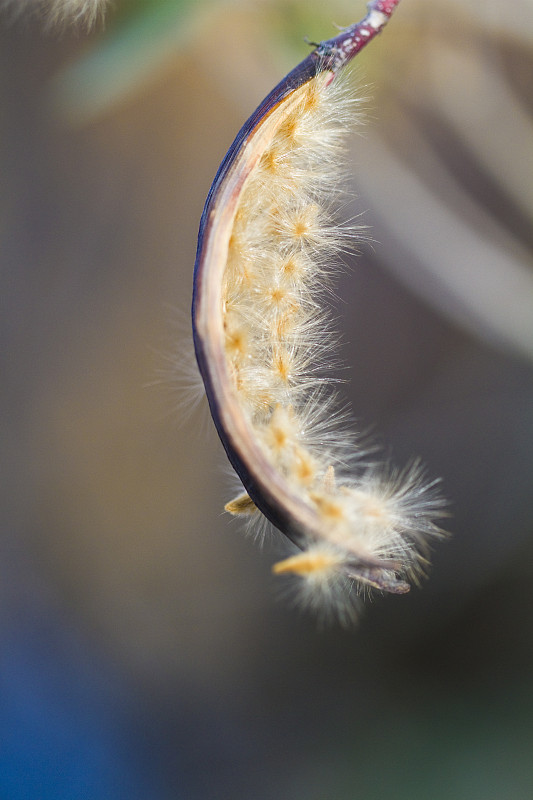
[[192, 0, 445, 621]]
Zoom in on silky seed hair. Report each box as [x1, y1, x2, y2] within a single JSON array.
[[1, 0, 108, 28], [192, 1, 446, 623]]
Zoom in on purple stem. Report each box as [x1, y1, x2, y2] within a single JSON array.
[[315, 0, 402, 72]]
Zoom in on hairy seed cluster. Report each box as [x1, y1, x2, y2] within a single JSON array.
[[218, 71, 444, 622]]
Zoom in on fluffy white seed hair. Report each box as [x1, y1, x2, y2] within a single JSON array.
[[192, 1, 446, 623], [207, 69, 445, 621], [1, 0, 107, 28]]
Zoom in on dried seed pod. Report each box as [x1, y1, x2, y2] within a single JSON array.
[[192, 0, 446, 622]]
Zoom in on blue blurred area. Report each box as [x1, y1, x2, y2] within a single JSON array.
[[1, 624, 137, 799], [0, 556, 155, 800]]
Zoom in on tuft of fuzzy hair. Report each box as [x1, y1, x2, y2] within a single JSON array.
[[152, 308, 211, 432], [1, 0, 108, 29], [273, 543, 363, 627], [203, 65, 446, 624]]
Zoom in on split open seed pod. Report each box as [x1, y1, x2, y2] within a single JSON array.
[[192, 0, 446, 621]]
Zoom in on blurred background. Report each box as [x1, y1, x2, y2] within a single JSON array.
[[1, 0, 533, 797]]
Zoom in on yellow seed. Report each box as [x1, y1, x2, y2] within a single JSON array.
[[269, 287, 286, 305], [363, 501, 387, 519], [353, 491, 390, 521], [280, 113, 300, 141], [225, 493, 258, 515], [280, 255, 304, 282], [272, 550, 338, 576], [301, 83, 322, 114], [271, 309, 299, 340], [310, 492, 345, 521], [294, 219, 308, 237], [225, 327, 248, 357], [263, 404, 297, 452], [228, 230, 240, 254], [292, 446, 317, 485], [260, 148, 285, 175], [323, 465, 336, 493], [272, 349, 291, 382]]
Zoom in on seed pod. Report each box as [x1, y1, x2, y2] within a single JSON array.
[[192, 0, 445, 622]]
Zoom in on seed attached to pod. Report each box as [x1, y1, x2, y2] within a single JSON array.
[[192, 0, 446, 622]]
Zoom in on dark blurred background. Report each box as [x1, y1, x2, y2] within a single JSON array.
[[1, 1, 533, 798]]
